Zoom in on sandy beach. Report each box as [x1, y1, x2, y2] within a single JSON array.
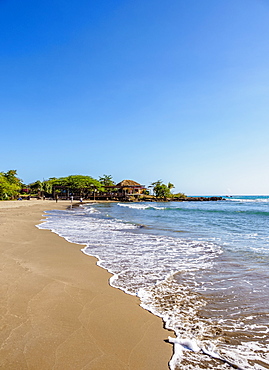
[[0, 200, 172, 370]]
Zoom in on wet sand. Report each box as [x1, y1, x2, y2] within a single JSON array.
[[0, 200, 172, 369]]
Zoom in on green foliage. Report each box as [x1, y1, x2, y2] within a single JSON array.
[[4, 170, 22, 185], [151, 180, 171, 199], [98, 174, 117, 192], [28, 175, 103, 198], [43, 181, 53, 194], [167, 182, 175, 191], [50, 175, 103, 191], [28, 180, 53, 195], [150, 180, 183, 199], [173, 192, 187, 199], [99, 174, 115, 187], [0, 170, 185, 202], [0, 170, 23, 200], [29, 180, 43, 193]]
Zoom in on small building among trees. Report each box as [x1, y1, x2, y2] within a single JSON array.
[[115, 180, 145, 195], [101, 180, 146, 200], [49, 177, 146, 201]]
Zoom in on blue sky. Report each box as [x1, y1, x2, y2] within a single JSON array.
[[1, 0, 269, 195]]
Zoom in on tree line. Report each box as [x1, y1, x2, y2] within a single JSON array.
[[0, 170, 185, 200]]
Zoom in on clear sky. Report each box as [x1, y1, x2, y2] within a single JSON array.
[[1, 0, 269, 195]]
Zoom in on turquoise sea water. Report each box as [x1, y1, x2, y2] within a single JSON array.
[[38, 196, 269, 369]]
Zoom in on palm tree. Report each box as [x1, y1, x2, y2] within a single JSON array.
[[167, 182, 175, 191], [99, 174, 115, 186]]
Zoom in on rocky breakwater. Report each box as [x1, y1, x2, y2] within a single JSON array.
[[181, 196, 224, 201], [141, 196, 224, 202]]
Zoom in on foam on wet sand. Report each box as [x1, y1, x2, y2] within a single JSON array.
[[0, 200, 172, 369]]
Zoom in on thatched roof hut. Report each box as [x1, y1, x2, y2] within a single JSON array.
[[116, 180, 141, 187], [115, 180, 145, 195]]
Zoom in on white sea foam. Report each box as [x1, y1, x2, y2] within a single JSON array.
[[229, 197, 269, 203], [168, 336, 201, 370], [37, 204, 269, 370], [117, 203, 151, 210], [117, 202, 166, 210]]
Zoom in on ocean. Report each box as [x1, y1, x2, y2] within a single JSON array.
[[37, 196, 269, 369]]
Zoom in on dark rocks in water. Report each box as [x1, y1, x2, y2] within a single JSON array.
[[141, 196, 224, 202], [183, 196, 224, 202]]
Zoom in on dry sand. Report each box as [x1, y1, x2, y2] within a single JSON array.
[[0, 200, 173, 369]]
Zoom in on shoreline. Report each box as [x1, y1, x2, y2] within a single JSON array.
[[0, 200, 173, 369]]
